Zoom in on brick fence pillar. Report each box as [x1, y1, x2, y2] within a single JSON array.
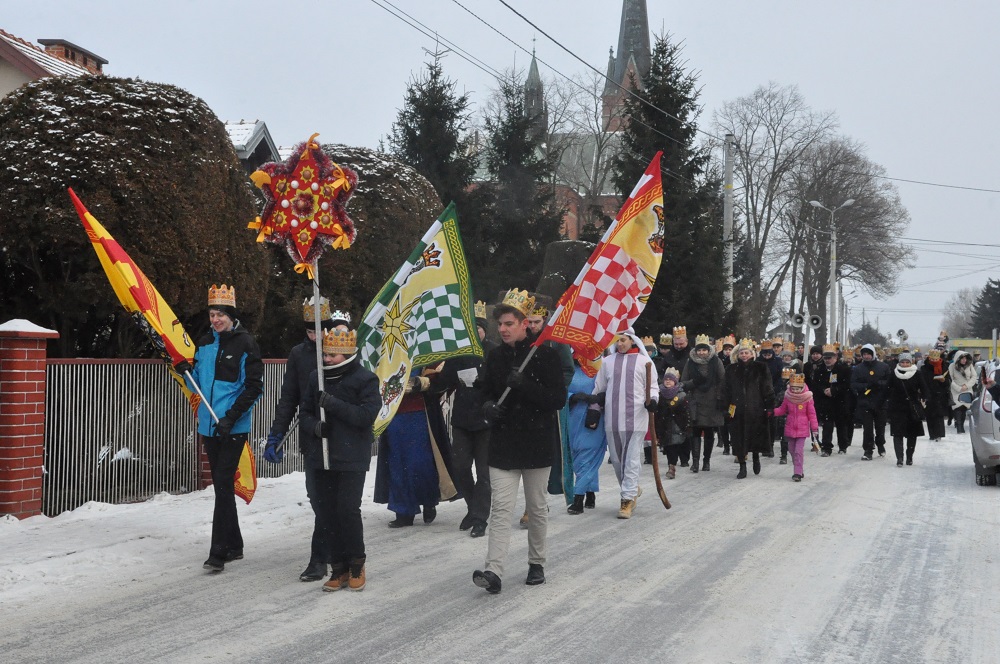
[[0, 319, 59, 519], [198, 435, 213, 489]]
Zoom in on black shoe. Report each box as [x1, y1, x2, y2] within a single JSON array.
[[300, 561, 327, 582], [862, 454, 872, 461], [779, 456, 788, 465], [423, 506, 437, 524], [752, 455, 761, 475], [473, 570, 502, 594], [877, 445, 886, 457], [203, 556, 225, 572], [723, 446, 731, 455], [763, 451, 775, 458], [702, 459, 710, 472], [460, 513, 475, 531], [792, 474, 802, 482], [470, 521, 487, 538], [567, 495, 585, 515], [223, 549, 243, 562], [691, 464, 699, 473], [679, 460, 689, 467], [737, 463, 747, 479], [643, 447, 653, 465], [906, 456, 913, 466], [525, 564, 545, 586], [838, 449, 847, 454], [584, 492, 596, 509], [388, 513, 415, 528], [897, 459, 904, 467], [716, 441, 724, 448], [821, 451, 832, 457]]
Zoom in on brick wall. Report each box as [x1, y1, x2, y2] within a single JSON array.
[[0, 321, 59, 519]]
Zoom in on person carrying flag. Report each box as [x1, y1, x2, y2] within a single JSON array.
[[178, 284, 263, 573]]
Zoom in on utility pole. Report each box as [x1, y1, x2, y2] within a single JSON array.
[[723, 133, 734, 310], [809, 199, 854, 344]]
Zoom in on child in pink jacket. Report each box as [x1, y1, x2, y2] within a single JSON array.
[[773, 373, 819, 481]]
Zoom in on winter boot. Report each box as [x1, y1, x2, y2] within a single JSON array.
[[723, 444, 731, 455], [584, 492, 596, 509], [702, 459, 710, 472], [644, 446, 653, 465], [388, 513, 415, 528], [322, 564, 349, 592], [525, 564, 545, 586], [348, 558, 366, 591], [906, 446, 914, 466], [666, 464, 676, 479], [203, 556, 225, 573], [780, 439, 789, 464], [567, 495, 585, 515], [737, 462, 747, 479], [300, 561, 327, 582], [752, 453, 761, 475], [690, 437, 701, 472], [617, 498, 635, 519], [422, 505, 437, 524], [473, 570, 502, 594]]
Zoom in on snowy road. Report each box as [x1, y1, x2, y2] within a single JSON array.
[[3, 428, 998, 664]]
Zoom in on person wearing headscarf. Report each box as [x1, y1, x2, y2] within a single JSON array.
[[590, 330, 657, 518], [886, 352, 929, 466], [948, 351, 977, 434]]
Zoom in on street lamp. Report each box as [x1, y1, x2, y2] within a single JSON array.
[[809, 199, 855, 343]]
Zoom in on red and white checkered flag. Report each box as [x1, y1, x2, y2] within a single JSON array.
[[535, 153, 663, 375]]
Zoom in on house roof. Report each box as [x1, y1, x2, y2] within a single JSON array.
[[37, 38, 107, 65], [0, 29, 91, 79], [224, 119, 279, 162]]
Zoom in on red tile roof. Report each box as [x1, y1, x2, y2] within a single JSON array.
[[0, 28, 90, 78]]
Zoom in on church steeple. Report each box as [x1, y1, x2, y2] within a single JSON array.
[[524, 47, 547, 144], [602, 0, 651, 132]]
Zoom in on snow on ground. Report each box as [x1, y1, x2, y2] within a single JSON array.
[[2, 427, 999, 664]]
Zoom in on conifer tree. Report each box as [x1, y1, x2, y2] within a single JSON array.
[[612, 34, 726, 336], [970, 279, 1000, 338]]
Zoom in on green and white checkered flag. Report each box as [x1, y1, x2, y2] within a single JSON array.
[[357, 202, 482, 435]]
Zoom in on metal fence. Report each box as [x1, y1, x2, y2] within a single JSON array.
[[43, 359, 303, 516]]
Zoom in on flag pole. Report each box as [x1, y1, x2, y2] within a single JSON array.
[[184, 369, 218, 422], [312, 270, 330, 470]]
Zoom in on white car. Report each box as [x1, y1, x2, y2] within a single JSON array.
[[969, 361, 1000, 486]]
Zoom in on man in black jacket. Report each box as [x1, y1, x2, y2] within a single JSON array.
[[472, 289, 567, 595], [263, 297, 348, 582], [851, 343, 891, 460], [809, 344, 853, 455]]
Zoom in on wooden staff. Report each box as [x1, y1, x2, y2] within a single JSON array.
[[645, 362, 671, 510]]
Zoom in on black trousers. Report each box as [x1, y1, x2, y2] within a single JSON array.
[[303, 454, 323, 565], [451, 427, 492, 524], [203, 435, 246, 557], [313, 468, 367, 569], [861, 409, 888, 454], [692, 427, 716, 461], [820, 414, 853, 452], [893, 435, 917, 461]]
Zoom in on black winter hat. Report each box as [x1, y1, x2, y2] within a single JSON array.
[[209, 305, 238, 321], [810, 345, 823, 355]]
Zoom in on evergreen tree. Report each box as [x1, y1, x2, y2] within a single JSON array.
[[970, 279, 1000, 338], [388, 59, 478, 208], [612, 34, 726, 337], [850, 321, 890, 347], [475, 74, 564, 299]]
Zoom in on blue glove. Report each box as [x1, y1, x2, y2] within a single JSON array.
[[263, 433, 284, 464]]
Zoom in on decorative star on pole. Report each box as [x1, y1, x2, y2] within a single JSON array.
[[248, 133, 358, 277]]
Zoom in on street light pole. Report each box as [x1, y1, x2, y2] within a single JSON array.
[[809, 199, 854, 344]]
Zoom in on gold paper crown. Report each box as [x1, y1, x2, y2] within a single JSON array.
[[531, 305, 549, 318], [672, 326, 687, 338], [322, 328, 357, 355], [208, 284, 236, 308], [715, 338, 724, 352], [303, 296, 332, 322], [659, 333, 672, 346], [695, 333, 711, 347], [641, 336, 655, 347], [822, 343, 837, 354], [789, 373, 805, 386], [771, 336, 784, 345], [928, 349, 941, 359], [722, 334, 737, 347], [736, 337, 756, 353], [759, 339, 774, 350], [781, 367, 794, 380], [663, 367, 680, 381], [499, 288, 535, 318], [474, 300, 487, 319]]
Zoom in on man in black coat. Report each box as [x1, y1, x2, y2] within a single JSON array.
[[851, 343, 891, 460], [808, 344, 853, 455], [472, 290, 567, 595], [263, 297, 348, 582]]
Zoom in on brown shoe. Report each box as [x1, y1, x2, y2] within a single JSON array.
[[348, 563, 366, 591], [617, 498, 635, 519], [666, 464, 676, 479], [322, 569, 349, 592]]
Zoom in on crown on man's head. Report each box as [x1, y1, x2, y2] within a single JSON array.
[[330, 309, 351, 325], [759, 339, 774, 351], [822, 343, 837, 355], [641, 336, 655, 347], [474, 300, 487, 319], [303, 296, 332, 323], [928, 349, 941, 359], [789, 373, 805, 387], [659, 333, 672, 346], [498, 288, 535, 318], [672, 326, 687, 338], [322, 328, 357, 355], [771, 335, 784, 346], [531, 305, 549, 318], [208, 284, 236, 308], [695, 333, 711, 347]]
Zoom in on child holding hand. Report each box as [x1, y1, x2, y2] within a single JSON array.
[[772, 373, 819, 482]]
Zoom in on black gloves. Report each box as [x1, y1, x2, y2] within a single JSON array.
[[313, 421, 326, 438], [590, 392, 606, 406], [506, 370, 526, 389], [584, 408, 601, 430], [569, 392, 590, 405], [318, 391, 337, 410], [215, 415, 235, 438], [173, 360, 193, 375], [483, 400, 506, 421], [644, 400, 658, 412]]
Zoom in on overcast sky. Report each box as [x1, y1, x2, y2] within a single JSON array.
[[6, 0, 999, 346]]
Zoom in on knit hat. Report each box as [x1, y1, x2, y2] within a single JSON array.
[[663, 367, 680, 383], [898, 351, 913, 363]]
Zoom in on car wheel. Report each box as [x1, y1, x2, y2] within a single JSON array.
[[976, 473, 998, 486]]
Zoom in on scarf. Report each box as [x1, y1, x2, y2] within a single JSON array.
[[928, 358, 944, 375], [784, 387, 812, 405], [894, 364, 917, 380], [660, 383, 681, 401]]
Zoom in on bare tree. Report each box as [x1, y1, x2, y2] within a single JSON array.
[[940, 286, 979, 338], [714, 82, 837, 336]]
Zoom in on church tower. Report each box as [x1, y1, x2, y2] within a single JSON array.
[[602, 0, 651, 132], [524, 49, 548, 145]]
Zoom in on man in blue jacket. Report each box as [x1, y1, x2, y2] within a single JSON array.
[[179, 284, 263, 572]]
